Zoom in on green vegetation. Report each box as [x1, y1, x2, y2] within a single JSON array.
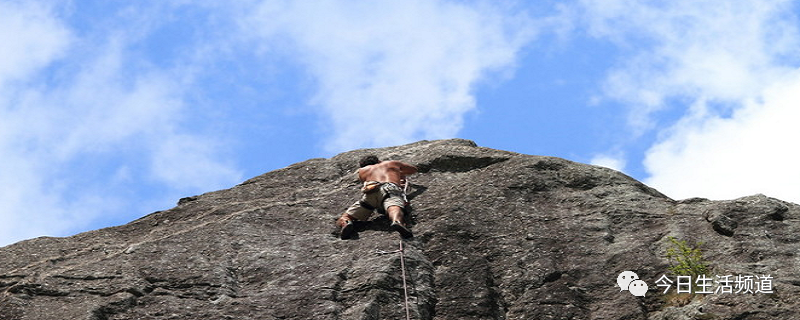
[[660, 236, 712, 307], [665, 236, 710, 277]]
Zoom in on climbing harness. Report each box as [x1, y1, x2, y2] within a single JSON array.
[[361, 180, 382, 193], [376, 240, 413, 320], [358, 180, 408, 211]]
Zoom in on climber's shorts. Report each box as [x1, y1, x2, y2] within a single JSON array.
[[344, 182, 406, 221]]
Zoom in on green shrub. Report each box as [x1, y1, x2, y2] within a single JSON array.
[[665, 236, 710, 277]]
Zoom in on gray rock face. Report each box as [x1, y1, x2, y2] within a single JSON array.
[[1, 139, 799, 320]]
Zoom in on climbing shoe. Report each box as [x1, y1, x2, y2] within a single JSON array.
[[340, 220, 355, 240], [391, 221, 413, 239]]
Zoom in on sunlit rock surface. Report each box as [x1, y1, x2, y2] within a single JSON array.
[[1, 139, 798, 320]]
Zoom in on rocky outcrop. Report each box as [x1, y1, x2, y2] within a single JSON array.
[[1, 139, 798, 320]]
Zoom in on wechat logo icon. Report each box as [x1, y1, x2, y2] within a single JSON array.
[[617, 271, 649, 297]]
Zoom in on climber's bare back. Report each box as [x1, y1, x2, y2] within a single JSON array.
[[358, 160, 418, 185]]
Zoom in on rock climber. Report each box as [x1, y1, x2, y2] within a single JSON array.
[[337, 155, 417, 239]]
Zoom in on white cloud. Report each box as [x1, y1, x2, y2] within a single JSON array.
[[0, 1, 75, 245], [590, 154, 626, 172], [579, 0, 800, 203], [0, 2, 242, 246], [581, 0, 799, 130], [645, 72, 800, 202], [151, 133, 242, 191], [243, 0, 534, 152], [0, 1, 71, 85]]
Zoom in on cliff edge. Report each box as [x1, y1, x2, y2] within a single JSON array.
[[1, 139, 798, 320]]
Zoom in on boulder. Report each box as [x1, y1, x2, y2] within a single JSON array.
[[1, 139, 798, 320]]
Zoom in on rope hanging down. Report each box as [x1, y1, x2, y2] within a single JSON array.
[[400, 177, 411, 320], [399, 177, 412, 320], [402, 177, 410, 205], [376, 240, 412, 320], [399, 240, 411, 320], [372, 177, 413, 319]]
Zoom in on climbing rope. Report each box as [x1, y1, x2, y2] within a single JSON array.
[[376, 240, 412, 320], [402, 177, 410, 205], [399, 240, 412, 320], [400, 177, 412, 320], [373, 177, 413, 319]]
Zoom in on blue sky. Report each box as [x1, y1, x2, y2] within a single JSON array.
[[2, 0, 800, 246]]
